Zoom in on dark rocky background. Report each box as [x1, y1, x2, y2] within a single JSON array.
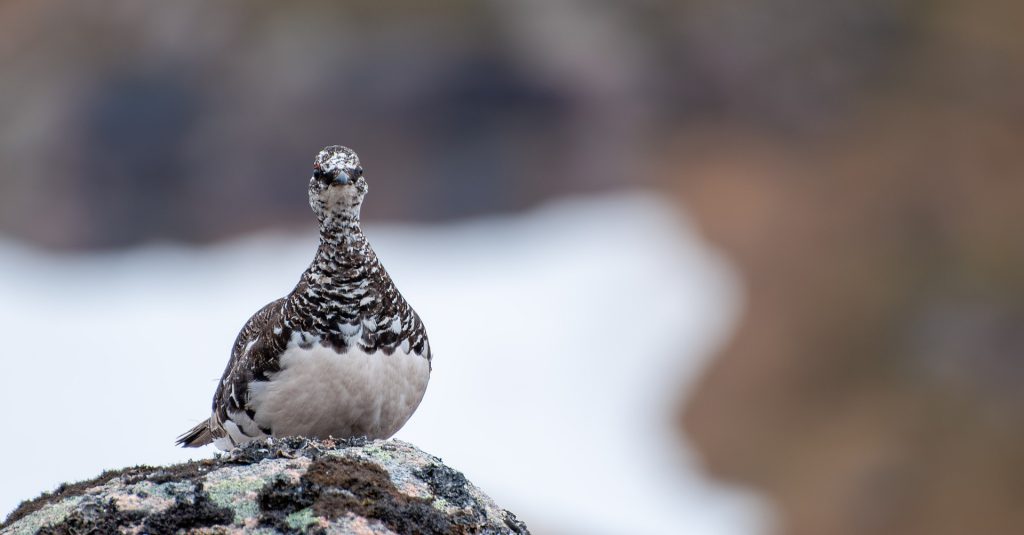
[[1, 1, 1022, 534]]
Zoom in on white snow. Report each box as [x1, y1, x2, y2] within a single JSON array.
[[0, 192, 770, 534]]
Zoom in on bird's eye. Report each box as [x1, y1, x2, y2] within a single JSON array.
[[351, 166, 363, 179], [313, 166, 331, 182]]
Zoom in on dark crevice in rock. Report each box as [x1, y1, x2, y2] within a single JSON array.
[[415, 463, 492, 530], [257, 475, 320, 533], [142, 482, 235, 534]]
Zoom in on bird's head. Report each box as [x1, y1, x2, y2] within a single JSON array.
[[309, 145, 368, 225]]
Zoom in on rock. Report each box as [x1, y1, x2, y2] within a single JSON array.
[[1, 438, 529, 535]]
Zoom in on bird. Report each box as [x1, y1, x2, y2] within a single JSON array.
[[177, 145, 431, 450]]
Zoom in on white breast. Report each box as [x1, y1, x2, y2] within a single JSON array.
[[243, 341, 430, 443]]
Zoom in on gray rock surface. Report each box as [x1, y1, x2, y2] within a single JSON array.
[[1, 438, 528, 535]]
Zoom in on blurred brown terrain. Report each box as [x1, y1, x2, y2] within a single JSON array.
[[1, 1, 1022, 534], [673, 4, 1024, 535]]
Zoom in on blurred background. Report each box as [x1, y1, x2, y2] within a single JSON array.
[[1, 1, 1023, 534]]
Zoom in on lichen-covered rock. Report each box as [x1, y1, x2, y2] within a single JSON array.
[[1, 438, 529, 535]]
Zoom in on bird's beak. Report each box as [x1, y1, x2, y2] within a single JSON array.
[[332, 172, 351, 185]]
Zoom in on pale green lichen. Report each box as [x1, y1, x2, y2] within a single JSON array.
[[361, 443, 397, 463], [198, 458, 312, 527], [124, 480, 195, 507], [204, 472, 277, 525], [285, 507, 321, 531], [2, 497, 83, 535]]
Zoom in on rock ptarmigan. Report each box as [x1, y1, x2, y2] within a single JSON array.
[[177, 146, 431, 450]]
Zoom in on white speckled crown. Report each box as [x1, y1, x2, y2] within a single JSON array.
[[314, 145, 360, 178]]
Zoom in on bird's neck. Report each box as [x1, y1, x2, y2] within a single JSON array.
[[311, 224, 371, 277], [318, 205, 361, 232], [283, 222, 384, 333]]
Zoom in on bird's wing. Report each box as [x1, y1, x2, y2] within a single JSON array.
[[177, 298, 286, 447], [211, 298, 288, 439]]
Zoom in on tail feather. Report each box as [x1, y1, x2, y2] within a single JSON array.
[[177, 419, 214, 448]]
